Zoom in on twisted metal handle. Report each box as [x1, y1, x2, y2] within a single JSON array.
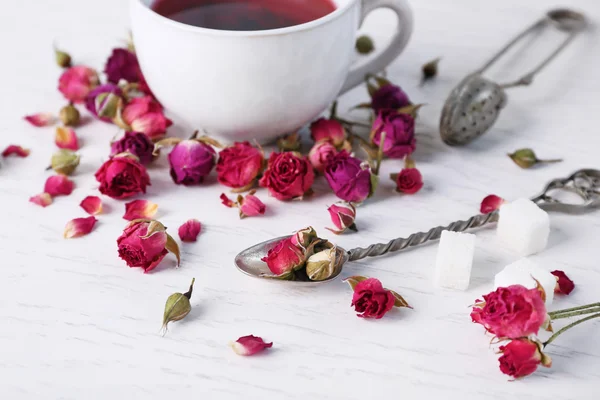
[[347, 211, 499, 262]]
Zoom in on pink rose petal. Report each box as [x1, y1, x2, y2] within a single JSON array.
[[24, 113, 54, 127], [64, 216, 97, 239], [231, 335, 273, 356], [480, 194, 505, 214], [80, 196, 103, 215], [44, 175, 74, 197], [220, 193, 235, 208], [55, 127, 79, 150], [239, 194, 266, 218], [29, 193, 53, 207], [551, 270, 575, 295], [123, 199, 158, 220], [178, 219, 201, 242], [2, 145, 30, 158]]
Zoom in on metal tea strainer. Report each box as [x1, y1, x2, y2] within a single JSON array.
[[439, 9, 587, 146]]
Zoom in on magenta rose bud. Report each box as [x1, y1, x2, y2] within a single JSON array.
[[392, 167, 423, 194], [168, 140, 216, 186], [259, 152, 314, 201], [110, 131, 154, 165], [85, 84, 123, 122], [216, 141, 264, 190], [308, 140, 338, 173], [95, 154, 151, 199], [121, 96, 172, 140], [310, 118, 346, 147], [326, 202, 357, 234], [371, 83, 410, 113], [117, 220, 168, 273], [261, 237, 305, 277], [58, 66, 99, 104], [104, 48, 141, 84], [371, 110, 416, 159], [351, 278, 396, 319], [240, 194, 266, 217], [324, 151, 374, 203], [498, 338, 552, 379]]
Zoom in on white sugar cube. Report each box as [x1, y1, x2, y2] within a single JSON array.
[[494, 258, 555, 306], [434, 230, 476, 290], [497, 198, 550, 256]]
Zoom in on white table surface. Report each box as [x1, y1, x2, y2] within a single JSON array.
[[2, 0, 600, 398]]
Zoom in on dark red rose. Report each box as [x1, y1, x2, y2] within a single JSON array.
[[371, 84, 410, 113], [216, 142, 264, 189], [94, 154, 150, 199], [104, 48, 141, 84], [110, 131, 154, 165], [351, 278, 395, 319], [551, 270, 575, 295], [117, 220, 168, 272], [259, 152, 314, 201], [498, 338, 551, 379], [392, 168, 423, 194]]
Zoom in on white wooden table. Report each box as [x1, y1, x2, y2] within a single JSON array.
[[2, 0, 600, 398]]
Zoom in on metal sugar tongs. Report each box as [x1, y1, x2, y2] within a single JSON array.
[[235, 169, 600, 284], [439, 8, 587, 146]]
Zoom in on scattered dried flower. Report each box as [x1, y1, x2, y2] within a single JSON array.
[[58, 66, 99, 103], [162, 278, 195, 334], [369, 78, 410, 113], [261, 237, 305, 278], [390, 160, 423, 195], [324, 151, 375, 203], [55, 127, 79, 150], [104, 48, 141, 84], [259, 152, 314, 201], [326, 202, 357, 234], [85, 84, 123, 122], [2, 145, 30, 158], [305, 241, 342, 281], [29, 193, 53, 207], [344, 276, 411, 319], [178, 219, 201, 242], [50, 149, 80, 175], [231, 335, 273, 356], [421, 57, 440, 81], [80, 196, 103, 215], [44, 174, 74, 196], [24, 113, 54, 127], [64, 216, 98, 239], [95, 153, 150, 199], [110, 131, 155, 165], [154, 137, 217, 186], [498, 338, 552, 379], [220, 191, 266, 219], [370, 110, 416, 159], [54, 47, 72, 68], [216, 141, 264, 191], [355, 35, 374, 54], [508, 148, 562, 169], [310, 118, 346, 148], [119, 96, 172, 140], [308, 140, 338, 173], [59, 104, 80, 126], [551, 270, 575, 295], [123, 199, 158, 220], [480, 194, 505, 214]]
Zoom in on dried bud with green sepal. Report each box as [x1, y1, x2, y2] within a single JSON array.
[[49, 149, 80, 175], [162, 278, 195, 335], [54, 46, 72, 68], [305, 241, 344, 281], [421, 58, 440, 81], [508, 148, 562, 169], [277, 132, 301, 152], [59, 103, 80, 126]]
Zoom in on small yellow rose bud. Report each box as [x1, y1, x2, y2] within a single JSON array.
[[306, 246, 341, 281], [59, 104, 80, 126], [54, 47, 72, 68], [50, 149, 80, 175], [508, 148, 562, 169]]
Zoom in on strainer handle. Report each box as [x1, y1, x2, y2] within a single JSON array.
[[339, 0, 414, 94]]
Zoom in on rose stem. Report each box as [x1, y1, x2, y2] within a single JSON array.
[[544, 312, 600, 347], [337, 118, 372, 129], [538, 158, 563, 164], [374, 132, 385, 176], [330, 101, 338, 119], [549, 302, 600, 317], [550, 307, 600, 320]]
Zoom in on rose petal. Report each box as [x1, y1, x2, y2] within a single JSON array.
[[480, 194, 505, 214], [220, 193, 235, 208], [55, 127, 80, 150], [239, 194, 266, 218], [2, 145, 30, 158], [64, 216, 97, 238], [231, 335, 273, 356], [551, 270, 575, 295], [44, 175, 74, 197], [29, 193, 52, 207], [178, 219, 201, 242], [24, 113, 54, 127], [80, 196, 103, 215], [123, 199, 158, 220]]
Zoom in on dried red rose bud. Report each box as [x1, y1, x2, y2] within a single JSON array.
[[369, 79, 410, 113], [59, 104, 80, 126], [344, 276, 411, 319], [29, 193, 53, 207], [551, 270, 575, 295], [58, 66, 99, 104], [508, 148, 562, 169], [123, 199, 158, 221], [325, 151, 375, 203], [55, 127, 79, 151], [480, 194, 505, 214], [326, 202, 357, 235], [308, 140, 338, 173], [120, 96, 172, 140], [95, 153, 150, 199], [24, 113, 54, 127], [216, 141, 264, 191], [231, 335, 273, 356], [178, 219, 201, 242], [110, 131, 155, 165], [390, 159, 423, 195], [498, 338, 552, 379], [80, 196, 102, 215], [259, 152, 314, 201], [260, 237, 305, 278], [310, 118, 346, 148], [2, 145, 30, 158], [44, 174, 74, 197], [220, 191, 266, 219], [64, 216, 97, 239]]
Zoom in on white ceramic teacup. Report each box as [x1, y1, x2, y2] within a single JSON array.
[[130, 0, 413, 143]]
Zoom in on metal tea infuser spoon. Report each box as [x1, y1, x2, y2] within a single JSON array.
[[439, 9, 586, 146], [235, 169, 600, 284]]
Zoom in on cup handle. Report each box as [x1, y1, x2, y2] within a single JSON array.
[[339, 0, 414, 94]]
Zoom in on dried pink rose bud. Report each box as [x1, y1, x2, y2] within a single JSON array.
[[290, 226, 317, 249], [110, 131, 155, 165], [480, 194, 505, 214], [216, 141, 264, 190], [85, 84, 123, 122], [58, 66, 99, 104], [308, 140, 338, 173], [24, 113, 54, 127], [80, 196, 102, 215], [162, 139, 217, 186], [390, 167, 423, 195], [220, 191, 266, 219], [326, 202, 357, 234], [344, 276, 411, 319], [231, 335, 273, 356], [64, 216, 98, 239], [44, 175, 74, 197], [551, 270, 575, 295], [29, 193, 53, 207], [310, 118, 346, 147], [261, 237, 305, 277], [123, 199, 158, 221], [120, 96, 172, 140], [178, 219, 202, 242], [2, 145, 30, 158], [55, 127, 79, 151], [104, 48, 141, 84]]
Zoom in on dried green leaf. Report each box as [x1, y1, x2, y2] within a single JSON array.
[[388, 289, 412, 308], [343, 275, 368, 291], [153, 138, 183, 156], [397, 103, 425, 118], [165, 233, 181, 267], [140, 220, 166, 239]]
